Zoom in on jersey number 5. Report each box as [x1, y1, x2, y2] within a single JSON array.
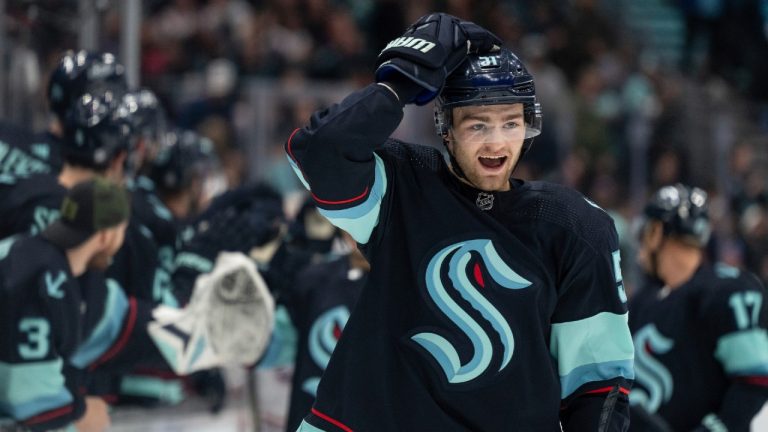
[[18, 317, 50, 359], [729, 291, 763, 330]]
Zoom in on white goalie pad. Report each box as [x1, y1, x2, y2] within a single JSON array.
[[149, 251, 275, 375]]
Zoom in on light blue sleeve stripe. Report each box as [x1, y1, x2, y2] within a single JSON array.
[[119, 375, 184, 404], [715, 328, 768, 376], [550, 312, 635, 398], [174, 252, 213, 274], [317, 155, 388, 244], [0, 359, 73, 420], [559, 359, 635, 399], [287, 155, 311, 191], [69, 279, 129, 368], [297, 420, 327, 432], [257, 305, 298, 369]]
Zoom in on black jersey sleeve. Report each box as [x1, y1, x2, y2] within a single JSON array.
[[547, 199, 634, 431], [69, 274, 167, 374], [694, 265, 768, 431], [285, 83, 403, 245]]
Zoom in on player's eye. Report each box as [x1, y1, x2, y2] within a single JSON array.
[[468, 123, 485, 131], [504, 121, 520, 129]]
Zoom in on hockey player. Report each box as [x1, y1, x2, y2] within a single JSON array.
[[628, 184, 768, 431], [0, 50, 127, 183], [0, 178, 132, 431], [282, 231, 367, 432], [285, 12, 633, 431], [122, 89, 180, 253], [146, 128, 217, 222], [114, 128, 218, 407]]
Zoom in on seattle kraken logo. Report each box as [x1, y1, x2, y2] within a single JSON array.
[[411, 239, 531, 384], [630, 324, 674, 412], [303, 306, 350, 396]]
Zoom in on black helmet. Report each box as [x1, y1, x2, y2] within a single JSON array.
[[62, 89, 134, 170], [47, 50, 127, 121], [122, 88, 166, 144], [121, 88, 167, 174], [434, 47, 542, 153], [643, 183, 711, 247], [150, 129, 217, 193]]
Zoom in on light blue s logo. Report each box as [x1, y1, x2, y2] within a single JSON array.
[[411, 239, 531, 384], [630, 323, 674, 412], [303, 306, 350, 396]]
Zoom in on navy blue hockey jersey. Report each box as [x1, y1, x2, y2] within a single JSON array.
[[0, 173, 65, 240], [285, 84, 634, 431], [283, 256, 366, 431], [0, 121, 61, 182], [628, 264, 768, 431]]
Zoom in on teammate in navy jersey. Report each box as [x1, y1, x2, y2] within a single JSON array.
[[286, 12, 633, 431], [0, 50, 127, 184], [0, 178, 133, 431], [282, 232, 368, 431], [627, 184, 768, 432]]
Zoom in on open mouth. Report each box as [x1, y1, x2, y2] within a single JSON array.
[[478, 155, 507, 169]]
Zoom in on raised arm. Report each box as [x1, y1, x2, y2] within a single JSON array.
[[285, 83, 403, 245], [285, 12, 501, 245]]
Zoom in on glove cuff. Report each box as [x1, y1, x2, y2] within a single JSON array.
[[375, 61, 442, 106]]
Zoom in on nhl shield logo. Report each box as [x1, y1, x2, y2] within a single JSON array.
[[476, 192, 494, 211]]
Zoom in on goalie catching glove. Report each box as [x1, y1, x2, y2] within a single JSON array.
[[148, 251, 275, 375], [375, 12, 502, 105]]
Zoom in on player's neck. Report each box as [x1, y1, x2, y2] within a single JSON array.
[[658, 243, 702, 290], [59, 165, 97, 189], [162, 191, 192, 220]]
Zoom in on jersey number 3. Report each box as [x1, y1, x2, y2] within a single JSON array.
[[18, 317, 50, 359]]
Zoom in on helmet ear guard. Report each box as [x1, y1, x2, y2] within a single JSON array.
[[433, 106, 450, 137]]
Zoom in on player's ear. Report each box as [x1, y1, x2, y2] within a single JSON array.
[[443, 132, 454, 152], [107, 150, 128, 180]]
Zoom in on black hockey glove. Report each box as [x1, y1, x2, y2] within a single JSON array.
[[375, 12, 502, 105], [185, 183, 285, 260]]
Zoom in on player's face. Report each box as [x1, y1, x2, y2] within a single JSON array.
[[88, 222, 128, 271], [447, 103, 526, 192]]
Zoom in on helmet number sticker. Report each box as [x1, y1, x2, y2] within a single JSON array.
[[478, 56, 499, 68]]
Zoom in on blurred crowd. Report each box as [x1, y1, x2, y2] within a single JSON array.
[[4, 0, 768, 289]]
